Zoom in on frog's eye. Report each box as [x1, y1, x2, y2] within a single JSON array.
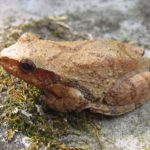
[[20, 59, 36, 73]]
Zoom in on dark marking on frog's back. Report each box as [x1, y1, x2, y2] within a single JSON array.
[[51, 40, 95, 51]]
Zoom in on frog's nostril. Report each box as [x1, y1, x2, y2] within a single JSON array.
[[20, 59, 36, 73]]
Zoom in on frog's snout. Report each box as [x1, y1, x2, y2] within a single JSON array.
[[0, 49, 8, 66], [0, 48, 8, 58], [0, 49, 6, 64], [0, 47, 18, 60]]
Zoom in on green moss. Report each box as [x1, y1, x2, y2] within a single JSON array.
[[0, 67, 92, 150]]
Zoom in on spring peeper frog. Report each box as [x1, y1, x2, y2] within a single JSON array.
[[0, 32, 150, 115]]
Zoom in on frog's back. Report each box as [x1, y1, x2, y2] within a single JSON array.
[[14, 36, 150, 100], [40, 39, 149, 100], [37, 39, 146, 72]]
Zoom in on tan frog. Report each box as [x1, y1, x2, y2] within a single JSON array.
[[0, 32, 150, 115]]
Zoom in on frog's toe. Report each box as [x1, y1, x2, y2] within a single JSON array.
[[89, 103, 137, 116]]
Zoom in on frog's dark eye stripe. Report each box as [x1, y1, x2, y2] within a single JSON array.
[[20, 59, 36, 73]]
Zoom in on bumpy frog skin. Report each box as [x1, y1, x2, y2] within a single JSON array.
[[0, 32, 150, 115]]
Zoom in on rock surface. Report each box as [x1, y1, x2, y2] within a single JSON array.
[[0, 0, 150, 150]]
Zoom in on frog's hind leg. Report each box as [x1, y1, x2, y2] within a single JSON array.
[[90, 70, 150, 116]]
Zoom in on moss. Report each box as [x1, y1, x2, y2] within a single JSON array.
[[0, 16, 101, 150], [0, 67, 92, 150]]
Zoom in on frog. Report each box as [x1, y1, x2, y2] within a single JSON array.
[[0, 32, 150, 116]]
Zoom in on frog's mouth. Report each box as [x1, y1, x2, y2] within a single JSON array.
[[0, 56, 60, 91]]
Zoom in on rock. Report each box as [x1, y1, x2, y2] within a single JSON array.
[[0, 0, 150, 150]]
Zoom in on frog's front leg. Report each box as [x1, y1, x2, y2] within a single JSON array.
[[41, 84, 89, 112], [90, 70, 150, 115]]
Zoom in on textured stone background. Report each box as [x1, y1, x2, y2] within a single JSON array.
[[0, 0, 150, 150]]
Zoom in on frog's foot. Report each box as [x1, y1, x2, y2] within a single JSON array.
[[126, 42, 145, 56], [40, 91, 89, 112], [89, 103, 141, 116], [90, 70, 150, 115]]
